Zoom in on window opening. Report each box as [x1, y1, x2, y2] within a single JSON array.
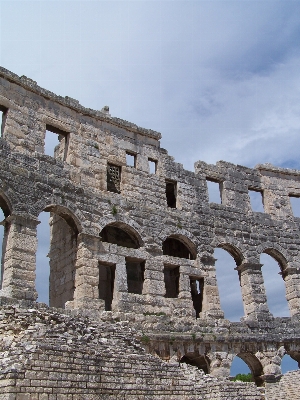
[[180, 353, 209, 374], [206, 179, 222, 204], [98, 263, 116, 311], [107, 163, 121, 193], [100, 225, 140, 249], [190, 277, 203, 318], [166, 180, 177, 208], [0, 106, 7, 138], [231, 353, 264, 386], [45, 124, 68, 160], [214, 247, 244, 321], [37, 210, 78, 307], [289, 195, 300, 217], [163, 237, 195, 260], [0, 207, 4, 287], [260, 253, 289, 316], [281, 354, 299, 373], [164, 265, 179, 298], [126, 258, 145, 294], [148, 158, 157, 174], [248, 189, 264, 212], [126, 152, 136, 167]]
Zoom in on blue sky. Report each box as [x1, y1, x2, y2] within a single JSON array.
[[1, 0, 300, 375]]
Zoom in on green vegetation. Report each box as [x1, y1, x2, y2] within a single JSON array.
[[232, 373, 253, 382], [112, 205, 117, 215], [140, 335, 150, 344], [143, 311, 166, 316]]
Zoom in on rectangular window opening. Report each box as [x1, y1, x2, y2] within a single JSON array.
[[98, 263, 116, 311], [206, 179, 222, 204], [289, 195, 300, 217], [0, 106, 8, 138], [107, 163, 121, 193], [126, 152, 136, 167], [166, 180, 177, 208], [45, 124, 69, 160], [148, 158, 157, 174], [126, 259, 145, 295], [248, 188, 264, 212], [164, 265, 179, 298], [190, 277, 204, 319]]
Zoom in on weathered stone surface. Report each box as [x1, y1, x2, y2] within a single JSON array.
[[0, 66, 299, 397]]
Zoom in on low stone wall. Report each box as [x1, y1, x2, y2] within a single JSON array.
[[0, 300, 262, 400], [264, 370, 300, 400]]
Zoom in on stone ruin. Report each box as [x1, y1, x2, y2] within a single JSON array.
[[0, 66, 299, 399]]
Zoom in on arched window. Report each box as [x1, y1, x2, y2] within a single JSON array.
[[214, 245, 244, 321], [281, 354, 299, 373], [100, 223, 141, 249], [260, 251, 289, 316], [36, 206, 79, 308], [230, 353, 263, 386], [180, 352, 209, 374], [0, 194, 11, 291], [162, 236, 196, 260]]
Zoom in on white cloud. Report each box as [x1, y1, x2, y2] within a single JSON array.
[[0, 1, 299, 334]]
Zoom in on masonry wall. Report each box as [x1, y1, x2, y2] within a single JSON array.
[[0, 67, 299, 391]]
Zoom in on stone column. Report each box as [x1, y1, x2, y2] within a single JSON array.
[[71, 233, 101, 309], [111, 257, 128, 311], [255, 346, 284, 382], [201, 255, 224, 319], [208, 350, 234, 378], [0, 214, 39, 301], [236, 262, 271, 320], [283, 264, 300, 317], [143, 258, 165, 297]]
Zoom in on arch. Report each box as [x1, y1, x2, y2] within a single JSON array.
[[100, 222, 143, 249], [43, 204, 82, 235], [216, 242, 244, 266], [180, 352, 210, 374], [262, 248, 288, 273], [0, 190, 12, 218], [257, 242, 290, 271], [162, 235, 196, 260], [236, 352, 264, 386], [281, 353, 299, 372], [36, 205, 80, 307]]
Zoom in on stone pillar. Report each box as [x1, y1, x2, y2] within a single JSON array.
[[283, 264, 300, 317], [71, 233, 101, 309], [208, 350, 234, 378], [0, 214, 39, 301], [236, 263, 271, 320], [111, 257, 128, 311], [255, 346, 284, 382], [143, 258, 165, 297], [201, 256, 224, 319]]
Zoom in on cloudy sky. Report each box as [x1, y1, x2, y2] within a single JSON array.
[[1, 0, 300, 374]]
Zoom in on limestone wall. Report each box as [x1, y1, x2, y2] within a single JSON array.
[[0, 300, 263, 400], [0, 66, 299, 392]]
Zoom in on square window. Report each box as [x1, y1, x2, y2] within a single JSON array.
[[289, 195, 300, 217], [164, 265, 179, 298], [0, 105, 8, 138], [126, 152, 136, 167], [107, 163, 121, 193], [206, 179, 222, 204], [166, 180, 177, 208], [248, 189, 264, 212], [148, 159, 157, 174], [45, 124, 69, 160]]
